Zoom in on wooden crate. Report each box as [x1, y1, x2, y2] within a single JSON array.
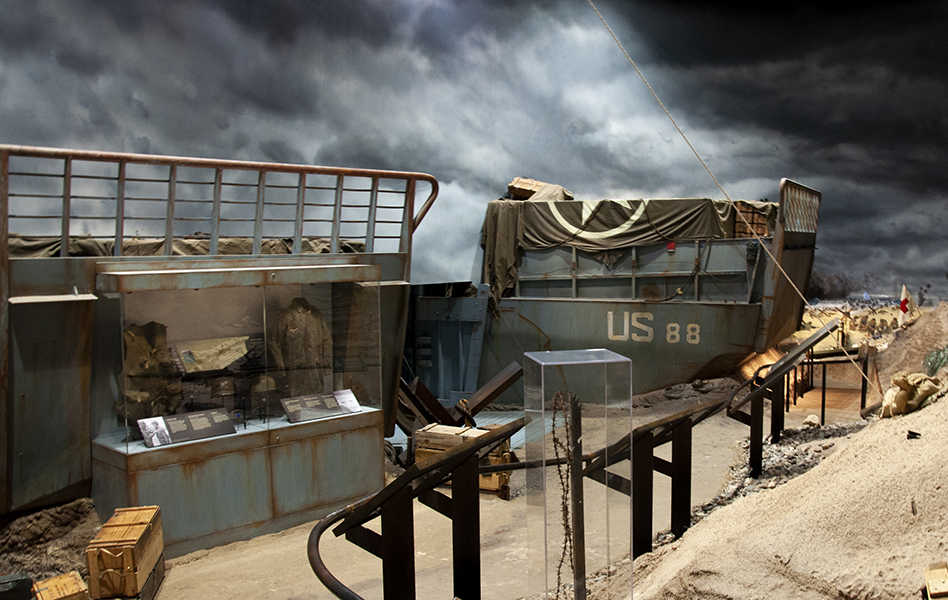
[[927, 561, 948, 598], [507, 177, 546, 199], [128, 553, 165, 600], [32, 572, 89, 600], [86, 506, 163, 599], [413, 424, 512, 499]]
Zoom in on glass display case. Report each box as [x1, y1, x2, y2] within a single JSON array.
[[523, 349, 632, 600], [92, 265, 382, 454]]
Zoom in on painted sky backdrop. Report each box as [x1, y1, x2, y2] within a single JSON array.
[[2, 1, 946, 296]]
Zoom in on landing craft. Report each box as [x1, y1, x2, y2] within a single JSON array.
[[409, 177, 820, 404]]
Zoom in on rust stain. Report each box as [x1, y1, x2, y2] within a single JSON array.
[[517, 313, 553, 351], [265, 447, 278, 517], [180, 460, 201, 482], [128, 472, 139, 506]]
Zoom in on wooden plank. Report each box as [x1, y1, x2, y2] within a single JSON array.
[[132, 527, 164, 596], [397, 384, 432, 427], [408, 378, 460, 425], [400, 363, 523, 430], [136, 555, 166, 600], [414, 424, 484, 449], [465, 361, 523, 417]]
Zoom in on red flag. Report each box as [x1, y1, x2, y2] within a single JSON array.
[[898, 285, 916, 327]]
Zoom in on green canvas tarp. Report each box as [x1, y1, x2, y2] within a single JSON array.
[[8, 235, 365, 258], [481, 191, 776, 306]]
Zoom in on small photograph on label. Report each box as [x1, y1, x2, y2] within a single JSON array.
[[138, 417, 172, 447]]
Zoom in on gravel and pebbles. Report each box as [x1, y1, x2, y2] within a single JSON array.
[[651, 419, 871, 549]]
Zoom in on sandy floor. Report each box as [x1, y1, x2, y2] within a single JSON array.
[[622, 302, 948, 600], [157, 399, 753, 600]]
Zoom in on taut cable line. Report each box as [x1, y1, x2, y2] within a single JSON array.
[[586, 0, 883, 398]]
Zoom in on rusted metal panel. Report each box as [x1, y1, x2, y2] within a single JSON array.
[[8, 300, 94, 511], [89, 457, 132, 512], [131, 447, 274, 547], [123, 429, 271, 473], [754, 179, 821, 351], [1, 149, 10, 512], [470, 298, 761, 400], [8, 257, 97, 297], [517, 240, 752, 303], [380, 282, 410, 437], [269, 425, 383, 516], [91, 409, 383, 556]]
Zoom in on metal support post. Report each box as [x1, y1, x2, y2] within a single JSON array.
[[670, 417, 692, 539], [381, 488, 415, 600], [770, 381, 784, 444], [570, 396, 586, 600], [808, 355, 814, 391], [632, 431, 654, 558], [860, 356, 869, 410], [821, 362, 827, 425], [749, 394, 763, 478], [786, 369, 792, 410], [452, 455, 481, 600]]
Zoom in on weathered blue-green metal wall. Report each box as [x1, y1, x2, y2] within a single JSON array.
[[92, 409, 383, 557]]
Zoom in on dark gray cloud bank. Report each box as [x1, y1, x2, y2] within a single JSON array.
[[1, 1, 946, 296]]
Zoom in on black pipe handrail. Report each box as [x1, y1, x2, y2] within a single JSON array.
[[307, 496, 374, 600], [729, 318, 839, 414], [310, 419, 524, 600]]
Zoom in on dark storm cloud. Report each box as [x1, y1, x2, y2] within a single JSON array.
[[610, 1, 946, 69], [211, 0, 401, 48], [0, 4, 53, 54], [223, 66, 320, 117], [1, 0, 946, 292], [259, 139, 305, 165], [600, 1, 948, 189], [581, 0, 948, 295], [54, 44, 113, 76]]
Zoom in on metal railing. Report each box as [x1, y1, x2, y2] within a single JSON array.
[[0, 144, 438, 258], [514, 238, 764, 302]]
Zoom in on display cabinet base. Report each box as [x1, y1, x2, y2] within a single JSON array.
[[91, 408, 384, 558]]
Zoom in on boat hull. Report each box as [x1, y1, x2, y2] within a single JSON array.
[[415, 295, 763, 402]]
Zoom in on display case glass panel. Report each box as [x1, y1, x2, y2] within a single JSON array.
[[93, 278, 381, 453], [523, 349, 632, 599]]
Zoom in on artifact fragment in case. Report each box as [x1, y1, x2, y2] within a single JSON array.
[[176, 336, 250, 374], [209, 376, 236, 397], [209, 376, 240, 414], [119, 321, 182, 420], [250, 375, 283, 417]]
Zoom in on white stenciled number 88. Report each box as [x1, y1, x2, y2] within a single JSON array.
[[687, 323, 700, 344]]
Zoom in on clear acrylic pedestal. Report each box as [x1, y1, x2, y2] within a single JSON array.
[[524, 349, 632, 600]]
